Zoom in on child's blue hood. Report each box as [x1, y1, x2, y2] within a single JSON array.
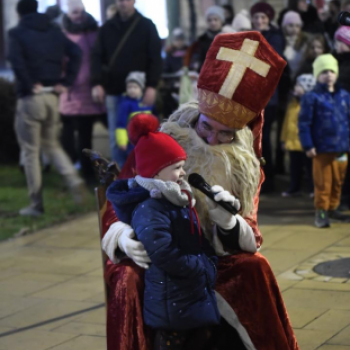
[[106, 179, 149, 224]]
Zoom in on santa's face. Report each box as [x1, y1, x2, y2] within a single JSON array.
[[195, 114, 237, 145]]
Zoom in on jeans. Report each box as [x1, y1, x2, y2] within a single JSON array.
[[287, 151, 313, 193]]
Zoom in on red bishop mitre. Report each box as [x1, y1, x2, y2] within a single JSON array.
[[197, 31, 286, 130]]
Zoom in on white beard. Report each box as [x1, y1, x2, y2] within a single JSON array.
[[160, 102, 261, 239]]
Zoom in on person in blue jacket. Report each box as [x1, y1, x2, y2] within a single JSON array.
[[107, 114, 221, 349], [114, 71, 154, 168], [298, 54, 350, 228]]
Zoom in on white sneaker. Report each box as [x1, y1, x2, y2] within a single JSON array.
[[19, 206, 44, 217]]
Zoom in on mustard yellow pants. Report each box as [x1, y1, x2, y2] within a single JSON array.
[[313, 153, 348, 211]]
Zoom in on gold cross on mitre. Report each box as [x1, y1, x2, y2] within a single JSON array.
[[216, 38, 271, 99]]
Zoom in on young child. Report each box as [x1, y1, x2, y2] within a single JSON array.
[[107, 114, 220, 349], [281, 74, 316, 197], [298, 54, 350, 228], [281, 11, 309, 81], [115, 71, 154, 167]]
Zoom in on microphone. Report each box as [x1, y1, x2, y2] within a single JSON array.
[[338, 11, 350, 26], [188, 173, 238, 215]]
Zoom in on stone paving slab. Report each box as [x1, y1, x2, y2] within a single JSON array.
[[0, 193, 349, 350]]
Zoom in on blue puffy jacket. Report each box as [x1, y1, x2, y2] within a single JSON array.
[[298, 83, 350, 153], [107, 179, 220, 331]]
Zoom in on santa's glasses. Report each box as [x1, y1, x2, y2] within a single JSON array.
[[195, 121, 236, 143]]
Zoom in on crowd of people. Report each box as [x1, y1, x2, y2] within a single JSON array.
[[6, 0, 350, 349]]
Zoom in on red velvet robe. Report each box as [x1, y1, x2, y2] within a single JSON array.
[[102, 114, 299, 350]]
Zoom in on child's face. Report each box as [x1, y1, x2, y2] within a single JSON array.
[[284, 23, 301, 36], [317, 70, 337, 86], [207, 15, 223, 32], [335, 39, 350, 54], [293, 83, 305, 97], [311, 40, 324, 58], [127, 82, 143, 100], [155, 161, 186, 184]]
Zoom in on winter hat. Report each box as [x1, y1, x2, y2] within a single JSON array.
[[205, 5, 226, 23], [172, 27, 185, 40], [16, 0, 38, 16], [126, 71, 146, 90], [67, 0, 85, 14], [296, 74, 316, 92], [232, 10, 252, 31], [281, 11, 303, 27], [313, 54, 339, 78], [334, 26, 350, 47], [128, 114, 187, 178], [250, 2, 275, 22]]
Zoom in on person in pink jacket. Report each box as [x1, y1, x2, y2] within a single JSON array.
[[59, 0, 106, 184]]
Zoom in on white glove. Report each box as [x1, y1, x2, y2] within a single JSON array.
[[236, 215, 257, 253], [207, 185, 241, 230], [101, 221, 151, 269]]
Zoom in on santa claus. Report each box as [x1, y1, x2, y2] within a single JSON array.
[[101, 31, 299, 350]]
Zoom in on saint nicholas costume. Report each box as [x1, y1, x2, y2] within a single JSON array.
[[101, 32, 299, 350]]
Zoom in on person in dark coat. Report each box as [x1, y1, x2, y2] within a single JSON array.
[[251, 2, 286, 192], [334, 26, 350, 210], [298, 54, 350, 228], [106, 114, 221, 349], [278, 0, 324, 34], [188, 5, 225, 72], [90, 0, 162, 168], [7, 0, 85, 217]]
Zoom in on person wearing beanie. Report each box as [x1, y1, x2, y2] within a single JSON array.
[[277, 0, 324, 34], [102, 32, 300, 350], [105, 113, 221, 349], [281, 11, 308, 80], [298, 54, 350, 227], [59, 0, 106, 184], [232, 9, 252, 32], [280, 73, 316, 198], [188, 5, 225, 71], [250, 1, 286, 193], [114, 72, 154, 167]]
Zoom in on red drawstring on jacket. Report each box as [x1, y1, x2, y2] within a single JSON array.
[[181, 189, 202, 244]]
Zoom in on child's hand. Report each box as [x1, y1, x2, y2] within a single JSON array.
[[306, 148, 317, 158], [118, 145, 127, 151], [142, 87, 156, 106]]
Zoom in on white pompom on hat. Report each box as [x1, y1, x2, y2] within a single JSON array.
[[232, 10, 252, 31]]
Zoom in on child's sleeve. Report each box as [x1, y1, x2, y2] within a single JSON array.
[[115, 98, 130, 147], [132, 203, 206, 279], [298, 93, 315, 151]]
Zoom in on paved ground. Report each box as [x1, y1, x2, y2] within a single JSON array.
[[0, 186, 349, 350], [0, 125, 349, 349]]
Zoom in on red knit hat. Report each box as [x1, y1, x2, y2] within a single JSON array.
[[128, 114, 187, 178], [250, 2, 275, 21]]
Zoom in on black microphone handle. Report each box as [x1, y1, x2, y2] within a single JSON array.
[[194, 185, 238, 215]]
